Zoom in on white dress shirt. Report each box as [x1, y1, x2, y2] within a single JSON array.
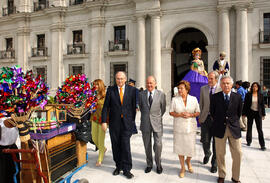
[[223, 91, 231, 100], [209, 84, 217, 94], [118, 84, 125, 95], [147, 89, 156, 98]]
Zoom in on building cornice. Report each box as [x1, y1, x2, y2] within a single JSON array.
[[63, 54, 89, 60], [0, 58, 16, 63], [45, 7, 67, 17], [105, 0, 134, 11], [16, 27, 31, 36], [162, 5, 217, 16], [105, 14, 134, 23], [88, 17, 106, 27], [0, 12, 31, 24], [104, 50, 134, 57], [217, 0, 254, 12], [29, 56, 50, 62], [218, 0, 253, 6], [253, 1, 270, 8], [50, 23, 65, 32]]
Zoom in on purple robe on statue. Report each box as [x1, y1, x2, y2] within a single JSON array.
[[183, 70, 208, 127]]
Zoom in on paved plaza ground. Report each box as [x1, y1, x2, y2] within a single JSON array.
[[71, 108, 270, 183]]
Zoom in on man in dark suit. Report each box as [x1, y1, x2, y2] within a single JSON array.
[[210, 75, 242, 183], [101, 71, 137, 179]]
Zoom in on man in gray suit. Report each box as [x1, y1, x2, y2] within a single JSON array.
[[199, 71, 221, 173], [139, 76, 166, 174]]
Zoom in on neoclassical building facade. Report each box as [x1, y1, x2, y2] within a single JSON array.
[[0, 0, 270, 99]]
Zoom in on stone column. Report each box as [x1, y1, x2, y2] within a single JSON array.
[[16, 28, 30, 71], [236, 6, 248, 81], [136, 15, 146, 88], [50, 23, 65, 93], [151, 14, 162, 89], [17, 0, 32, 13], [89, 18, 105, 81], [218, 7, 230, 69], [206, 45, 218, 71], [16, 16, 30, 71]]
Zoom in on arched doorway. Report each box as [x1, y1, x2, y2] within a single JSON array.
[[171, 28, 208, 94]]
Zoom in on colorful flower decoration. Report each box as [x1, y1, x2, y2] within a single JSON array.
[[55, 74, 97, 111], [0, 65, 49, 118]]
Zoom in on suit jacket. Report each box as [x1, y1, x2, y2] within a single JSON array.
[[242, 92, 265, 117], [101, 85, 137, 133], [210, 91, 242, 139], [139, 90, 166, 133], [199, 85, 222, 123]]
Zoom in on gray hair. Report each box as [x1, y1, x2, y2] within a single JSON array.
[[147, 75, 157, 83], [115, 71, 127, 79], [220, 75, 234, 84], [208, 71, 219, 81]]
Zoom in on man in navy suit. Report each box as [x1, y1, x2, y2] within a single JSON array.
[[210, 75, 242, 183], [101, 71, 137, 179]]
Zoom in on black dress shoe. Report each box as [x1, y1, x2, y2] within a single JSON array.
[[261, 146, 266, 151], [217, 177, 224, 183], [231, 177, 241, 183], [156, 166, 163, 174], [144, 167, 152, 173], [210, 166, 217, 173], [247, 142, 251, 146], [123, 171, 134, 179], [112, 168, 120, 175], [203, 156, 210, 164]]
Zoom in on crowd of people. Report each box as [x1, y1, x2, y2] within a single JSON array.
[[1, 48, 268, 183]]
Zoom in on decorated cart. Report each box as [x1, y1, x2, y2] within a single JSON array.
[[0, 66, 97, 183]]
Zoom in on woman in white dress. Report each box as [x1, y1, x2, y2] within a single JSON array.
[[169, 80, 200, 178]]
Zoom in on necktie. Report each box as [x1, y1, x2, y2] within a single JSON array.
[[209, 87, 213, 98], [149, 92, 153, 107], [120, 87, 123, 105], [225, 94, 229, 106]]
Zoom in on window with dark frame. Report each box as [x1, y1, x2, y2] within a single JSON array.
[[6, 38, 13, 50], [264, 13, 270, 42], [114, 26, 126, 43], [73, 30, 83, 44], [8, 0, 14, 9], [37, 34, 45, 48], [69, 64, 84, 76], [261, 58, 270, 88], [75, 0, 84, 4], [39, 0, 46, 4]]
